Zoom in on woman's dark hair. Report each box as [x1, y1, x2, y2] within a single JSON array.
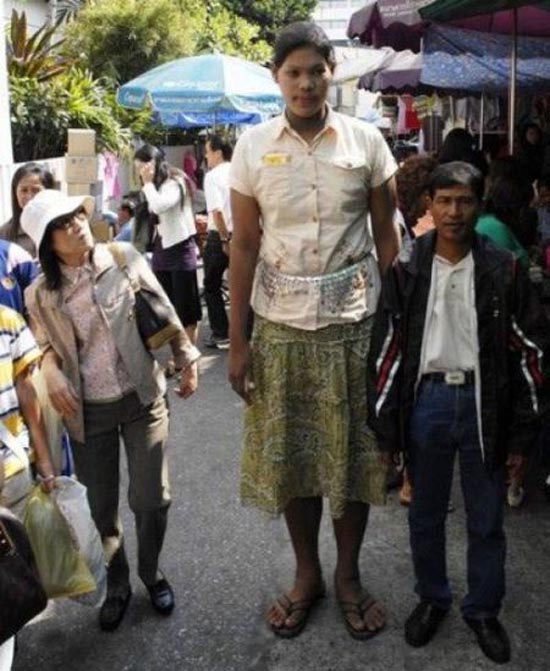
[[484, 174, 536, 245], [207, 134, 233, 162], [38, 213, 78, 291], [134, 144, 184, 208], [520, 122, 542, 146], [272, 21, 336, 70], [487, 156, 523, 183], [427, 161, 485, 203], [10, 162, 55, 231], [439, 128, 488, 175], [396, 155, 438, 230]]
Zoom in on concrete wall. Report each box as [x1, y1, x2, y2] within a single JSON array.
[[4, 0, 50, 30]]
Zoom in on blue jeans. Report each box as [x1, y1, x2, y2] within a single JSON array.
[[408, 378, 506, 619]]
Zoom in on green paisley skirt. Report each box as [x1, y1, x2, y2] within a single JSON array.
[[241, 315, 387, 518]]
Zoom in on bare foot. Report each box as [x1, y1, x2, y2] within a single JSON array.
[[266, 576, 325, 633], [335, 577, 386, 635]]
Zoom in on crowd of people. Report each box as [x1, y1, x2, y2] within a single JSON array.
[[1, 19, 549, 671]]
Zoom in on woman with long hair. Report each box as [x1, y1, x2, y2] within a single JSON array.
[[134, 145, 202, 356], [22, 189, 200, 632], [0, 163, 55, 257]]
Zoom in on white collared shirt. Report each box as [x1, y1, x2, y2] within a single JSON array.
[[420, 252, 478, 374], [204, 162, 232, 232], [229, 107, 397, 330], [142, 177, 196, 248]]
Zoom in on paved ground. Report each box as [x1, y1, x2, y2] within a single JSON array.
[[14, 334, 550, 671]]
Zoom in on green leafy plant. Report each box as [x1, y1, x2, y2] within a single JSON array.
[[6, 10, 73, 81], [61, 0, 194, 84], [10, 69, 134, 162], [9, 76, 70, 160]]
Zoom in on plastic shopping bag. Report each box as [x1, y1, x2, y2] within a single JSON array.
[[22, 485, 95, 599], [53, 477, 107, 607], [32, 370, 75, 477]]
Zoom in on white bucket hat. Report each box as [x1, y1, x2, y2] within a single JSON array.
[[20, 189, 95, 252]]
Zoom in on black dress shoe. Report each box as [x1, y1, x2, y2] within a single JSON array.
[[147, 578, 175, 615], [99, 586, 132, 631], [405, 601, 448, 647], [464, 616, 511, 664]]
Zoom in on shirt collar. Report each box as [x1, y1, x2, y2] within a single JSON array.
[[272, 104, 338, 141], [60, 243, 114, 284], [434, 251, 473, 269]]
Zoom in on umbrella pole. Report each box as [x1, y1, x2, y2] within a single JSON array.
[[507, 8, 518, 155]]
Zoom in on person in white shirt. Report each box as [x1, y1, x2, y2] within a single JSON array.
[[368, 161, 547, 665], [134, 145, 202, 353], [203, 135, 233, 348]]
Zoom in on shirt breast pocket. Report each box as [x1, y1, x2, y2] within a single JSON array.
[[327, 156, 367, 187], [322, 156, 368, 210]]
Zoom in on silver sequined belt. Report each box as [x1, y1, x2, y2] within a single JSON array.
[[256, 257, 373, 315]]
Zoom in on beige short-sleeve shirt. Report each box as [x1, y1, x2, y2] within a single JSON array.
[[229, 107, 397, 330]]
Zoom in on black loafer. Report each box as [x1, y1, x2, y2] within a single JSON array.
[[405, 601, 448, 647], [147, 578, 175, 615], [99, 586, 132, 632], [464, 616, 511, 664]]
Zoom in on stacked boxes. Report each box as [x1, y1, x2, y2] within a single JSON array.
[[65, 129, 110, 241]]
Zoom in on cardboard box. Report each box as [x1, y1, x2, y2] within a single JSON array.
[[67, 129, 96, 156], [66, 182, 92, 196], [66, 181, 104, 218], [65, 155, 98, 183]]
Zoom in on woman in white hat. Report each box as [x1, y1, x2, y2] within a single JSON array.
[[21, 190, 200, 632]]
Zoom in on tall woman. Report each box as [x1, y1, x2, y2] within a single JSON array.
[[22, 189, 200, 632], [228, 22, 399, 640], [134, 145, 202, 352], [0, 162, 55, 256]]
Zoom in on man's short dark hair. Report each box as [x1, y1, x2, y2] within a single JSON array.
[[119, 198, 135, 216], [207, 134, 233, 162], [427, 161, 484, 203]]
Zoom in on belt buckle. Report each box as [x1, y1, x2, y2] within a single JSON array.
[[444, 371, 465, 385]]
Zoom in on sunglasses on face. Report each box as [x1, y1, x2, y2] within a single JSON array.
[[51, 207, 87, 231]]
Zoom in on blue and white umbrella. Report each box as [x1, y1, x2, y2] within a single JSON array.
[[117, 53, 283, 125]]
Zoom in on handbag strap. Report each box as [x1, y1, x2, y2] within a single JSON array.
[[108, 242, 128, 271], [108, 243, 140, 293], [0, 422, 29, 470]]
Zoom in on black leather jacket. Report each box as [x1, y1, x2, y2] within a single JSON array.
[[367, 231, 548, 470]]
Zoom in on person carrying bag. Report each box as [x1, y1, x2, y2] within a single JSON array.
[[0, 304, 56, 670]]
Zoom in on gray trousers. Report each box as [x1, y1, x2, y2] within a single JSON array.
[[72, 392, 170, 590]]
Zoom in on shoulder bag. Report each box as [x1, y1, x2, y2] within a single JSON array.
[[0, 507, 48, 644], [108, 243, 181, 351]]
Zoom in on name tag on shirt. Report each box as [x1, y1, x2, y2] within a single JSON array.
[[262, 153, 291, 167]]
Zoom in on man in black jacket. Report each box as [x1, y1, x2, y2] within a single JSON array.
[[367, 162, 547, 665]]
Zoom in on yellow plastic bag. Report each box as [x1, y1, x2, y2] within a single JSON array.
[[22, 486, 95, 599]]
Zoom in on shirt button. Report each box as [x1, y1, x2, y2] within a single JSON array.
[[312, 248, 318, 255], [311, 184, 316, 190]]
